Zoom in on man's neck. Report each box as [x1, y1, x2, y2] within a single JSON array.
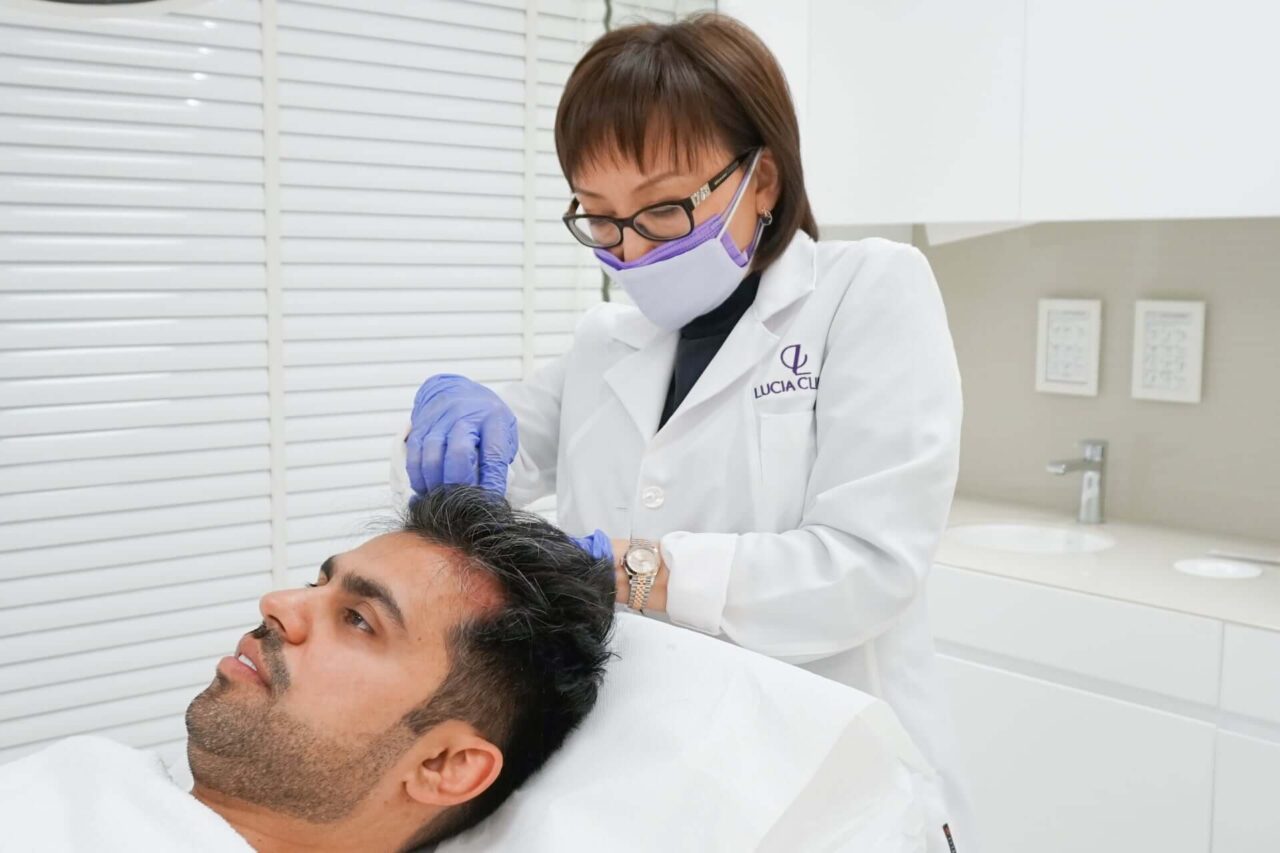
[[190, 783, 417, 853]]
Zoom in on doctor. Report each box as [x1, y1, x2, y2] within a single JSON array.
[[399, 13, 972, 851]]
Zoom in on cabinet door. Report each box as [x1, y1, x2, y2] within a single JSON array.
[[940, 655, 1215, 853], [1021, 0, 1280, 220], [804, 0, 1024, 225], [1213, 732, 1280, 853]]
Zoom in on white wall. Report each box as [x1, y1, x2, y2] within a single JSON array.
[[0, 0, 705, 768]]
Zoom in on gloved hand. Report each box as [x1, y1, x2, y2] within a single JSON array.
[[570, 529, 615, 565], [405, 374, 518, 495]]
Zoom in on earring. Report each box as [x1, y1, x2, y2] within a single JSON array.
[[760, 209, 774, 226]]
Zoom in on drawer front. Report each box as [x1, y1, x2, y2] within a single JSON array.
[[931, 564, 1222, 706], [1221, 624, 1280, 726]]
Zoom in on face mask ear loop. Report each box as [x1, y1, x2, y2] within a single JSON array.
[[714, 148, 763, 240]]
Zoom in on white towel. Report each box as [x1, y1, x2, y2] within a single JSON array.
[[0, 735, 251, 853]]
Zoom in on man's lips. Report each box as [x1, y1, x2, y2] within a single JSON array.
[[222, 635, 270, 687]]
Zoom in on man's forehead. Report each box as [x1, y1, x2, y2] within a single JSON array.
[[342, 533, 503, 629]]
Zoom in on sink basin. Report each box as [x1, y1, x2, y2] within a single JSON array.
[[1173, 557, 1262, 580], [945, 523, 1116, 555]]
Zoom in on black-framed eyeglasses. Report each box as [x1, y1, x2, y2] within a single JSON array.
[[562, 150, 754, 249]]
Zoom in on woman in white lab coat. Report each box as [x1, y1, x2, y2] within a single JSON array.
[[398, 13, 972, 851]]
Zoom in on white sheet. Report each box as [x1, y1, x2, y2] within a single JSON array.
[[439, 613, 935, 852], [0, 735, 251, 853]]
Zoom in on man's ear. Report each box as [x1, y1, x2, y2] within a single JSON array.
[[404, 720, 503, 808]]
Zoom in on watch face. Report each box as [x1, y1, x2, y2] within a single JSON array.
[[625, 546, 660, 575]]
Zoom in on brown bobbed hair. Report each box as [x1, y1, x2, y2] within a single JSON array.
[[554, 12, 819, 274]]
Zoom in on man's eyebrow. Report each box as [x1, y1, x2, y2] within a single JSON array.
[[320, 556, 407, 632], [343, 573, 407, 632]]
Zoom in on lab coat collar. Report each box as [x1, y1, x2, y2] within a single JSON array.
[[751, 229, 818, 327], [603, 231, 817, 440]]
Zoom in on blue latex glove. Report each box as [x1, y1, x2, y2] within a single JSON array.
[[406, 374, 518, 495], [570, 529, 615, 565]]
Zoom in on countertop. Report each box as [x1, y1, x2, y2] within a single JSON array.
[[936, 496, 1280, 632]]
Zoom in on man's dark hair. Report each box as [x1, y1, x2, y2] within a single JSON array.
[[394, 486, 616, 850]]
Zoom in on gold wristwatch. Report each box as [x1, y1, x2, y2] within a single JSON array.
[[623, 539, 661, 612]]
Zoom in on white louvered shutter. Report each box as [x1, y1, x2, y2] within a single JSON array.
[[1, 0, 707, 769], [0, 0, 269, 769], [274, 0, 538, 585]]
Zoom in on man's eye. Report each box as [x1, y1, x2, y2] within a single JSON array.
[[345, 609, 373, 634], [304, 582, 318, 588]]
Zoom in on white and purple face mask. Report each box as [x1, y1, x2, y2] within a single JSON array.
[[595, 148, 767, 332]]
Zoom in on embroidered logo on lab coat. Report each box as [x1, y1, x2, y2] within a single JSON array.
[[753, 344, 821, 398]]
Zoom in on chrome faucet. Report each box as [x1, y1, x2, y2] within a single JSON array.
[[1047, 439, 1107, 524]]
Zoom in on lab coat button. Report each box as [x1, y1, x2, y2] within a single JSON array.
[[641, 486, 665, 509]]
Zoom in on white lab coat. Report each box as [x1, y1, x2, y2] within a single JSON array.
[[397, 233, 974, 850]]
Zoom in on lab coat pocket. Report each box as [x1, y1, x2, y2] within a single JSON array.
[[757, 409, 817, 531]]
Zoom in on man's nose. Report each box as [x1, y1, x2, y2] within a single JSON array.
[[258, 588, 309, 644]]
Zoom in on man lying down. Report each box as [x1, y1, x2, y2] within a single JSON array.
[[0, 486, 616, 853]]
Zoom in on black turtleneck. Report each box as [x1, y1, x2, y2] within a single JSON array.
[[658, 271, 762, 429]]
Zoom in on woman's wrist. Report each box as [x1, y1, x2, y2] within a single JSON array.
[[610, 537, 669, 612]]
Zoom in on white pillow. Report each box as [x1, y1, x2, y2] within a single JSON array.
[[438, 613, 935, 853]]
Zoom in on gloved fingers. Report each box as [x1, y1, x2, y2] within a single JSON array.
[[416, 431, 448, 493], [477, 412, 516, 494], [441, 419, 481, 486], [405, 426, 429, 495], [413, 373, 467, 412], [570, 529, 614, 564]]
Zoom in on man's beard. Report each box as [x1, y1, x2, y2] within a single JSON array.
[[185, 623, 415, 823]]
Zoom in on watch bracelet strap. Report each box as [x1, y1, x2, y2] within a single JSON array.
[[628, 569, 656, 613], [626, 538, 659, 612]]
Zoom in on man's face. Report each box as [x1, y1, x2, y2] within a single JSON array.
[[186, 532, 492, 821]]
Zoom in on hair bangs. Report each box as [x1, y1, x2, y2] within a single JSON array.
[[556, 26, 732, 181]]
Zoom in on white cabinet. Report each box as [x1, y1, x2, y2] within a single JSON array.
[[931, 563, 1280, 853], [731, 0, 1280, 223], [1020, 0, 1280, 220], [1212, 732, 1280, 853], [941, 655, 1215, 853], [796, 0, 1025, 225]]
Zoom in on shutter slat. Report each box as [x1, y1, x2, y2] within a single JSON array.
[[288, 484, 392, 519], [0, 54, 261, 103], [0, 598, 259, 666], [0, 422, 269, 466], [0, 83, 263, 131], [0, 496, 271, 552], [0, 396, 268, 438], [3, 522, 271, 580], [0, 626, 242, 694], [0, 573, 269, 638], [281, 186, 520, 219], [278, 54, 523, 102], [284, 411, 405, 444], [278, 2, 524, 56], [0, 145, 263, 183], [0, 445, 268, 494], [0, 471, 269, 525], [0, 26, 259, 74], [0, 174, 264, 210], [3, 368, 267, 408], [0, 343, 267, 381], [0, 205, 264, 237], [285, 335, 521, 368], [278, 29, 523, 80], [0, 547, 270, 608]]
